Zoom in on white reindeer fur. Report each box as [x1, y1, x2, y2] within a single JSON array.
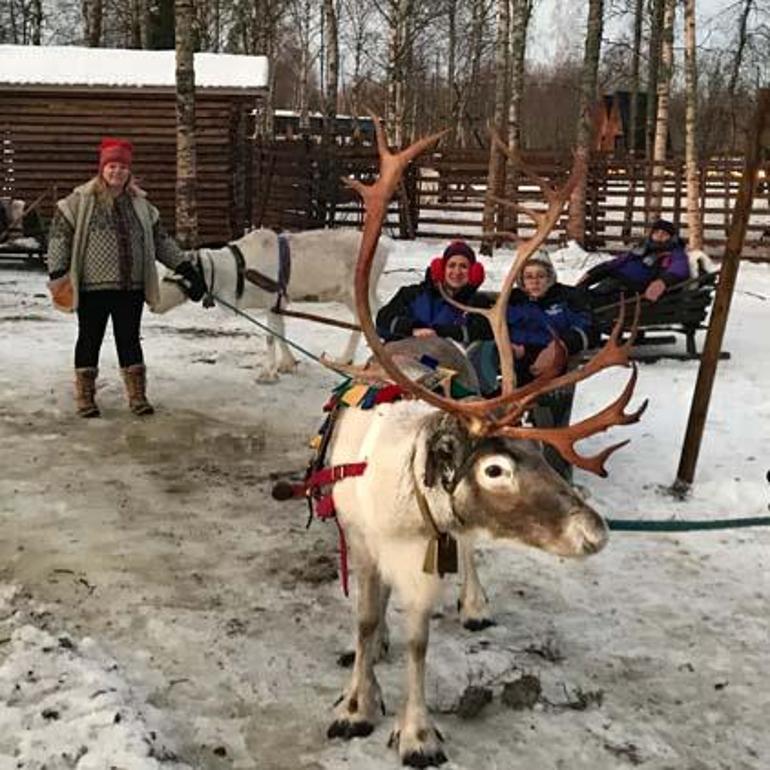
[[152, 228, 389, 380]]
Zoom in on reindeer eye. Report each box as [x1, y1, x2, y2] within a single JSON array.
[[485, 465, 503, 478]]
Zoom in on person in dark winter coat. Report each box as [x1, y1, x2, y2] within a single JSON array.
[[577, 218, 690, 305], [376, 240, 487, 346], [470, 250, 595, 392], [46, 137, 198, 418], [506, 250, 595, 383]]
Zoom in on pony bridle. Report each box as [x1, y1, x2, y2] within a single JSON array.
[[329, 117, 647, 478]]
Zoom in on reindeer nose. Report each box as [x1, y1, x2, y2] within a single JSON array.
[[565, 508, 609, 555]]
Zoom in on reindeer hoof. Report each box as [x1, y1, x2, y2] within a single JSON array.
[[327, 719, 374, 740], [463, 617, 496, 632], [401, 749, 448, 768], [277, 358, 298, 374], [256, 370, 279, 383], [391, 727, 448, 767], [336, 650, 356, 668]]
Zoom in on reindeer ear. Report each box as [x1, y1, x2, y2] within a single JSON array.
[[424, 417, 470, 492]]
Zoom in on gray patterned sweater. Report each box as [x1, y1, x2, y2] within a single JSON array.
[[47, 179, 186, 310]]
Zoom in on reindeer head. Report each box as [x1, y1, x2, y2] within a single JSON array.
[[420, 412, 607, 557]]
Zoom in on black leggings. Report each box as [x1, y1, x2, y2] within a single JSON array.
[[75, 290, 145, 369]]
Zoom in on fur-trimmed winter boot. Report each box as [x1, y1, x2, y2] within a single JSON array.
[[74, 367, 100, 418], [121, 364, 155, 416]]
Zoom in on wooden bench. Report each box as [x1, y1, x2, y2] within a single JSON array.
[[592, 271, 721, 360]]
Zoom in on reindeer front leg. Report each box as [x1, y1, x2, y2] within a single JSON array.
[[328, 558, 385, 739], [390, 607, 447, 767], [457, 536, 494, 631]]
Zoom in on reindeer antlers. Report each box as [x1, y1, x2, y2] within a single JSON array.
[[348, 118, 645, 476]]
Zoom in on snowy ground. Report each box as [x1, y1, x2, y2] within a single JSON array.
[[0, 240, 768, 770]]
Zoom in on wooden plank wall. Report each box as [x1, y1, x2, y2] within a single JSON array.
[[1, 88, 254, 246]]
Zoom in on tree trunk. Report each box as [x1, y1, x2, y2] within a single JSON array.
[[250, 0, 282, 140], [727, 0, 753, 151], [323, 0, 338, 140], [130, 0, 142, 47], [566, 0, 603, 245], [322, 0, 339, 226], [648, 0, 675, 220], [384, 0, 415, 146], [447, 0, 457, 147], [627, 0, 643, 154], [481, 0, 511, 255], [82, 0, 103, 46], [504, 0, 533, 234], [31, 0, 43, 44], [645, 0, 664, 162], [175, 0, 198, 249], [455, 0, 485, 149], [684, 0, 702, 249]]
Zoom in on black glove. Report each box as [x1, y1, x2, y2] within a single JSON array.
[[173, 260, 206, 302]]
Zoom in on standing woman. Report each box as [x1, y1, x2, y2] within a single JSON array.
[[46, 137, 193, 417], [375, 240, 486, 345]]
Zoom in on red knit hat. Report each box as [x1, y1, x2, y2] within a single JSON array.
[[98, 137, 133, 172]]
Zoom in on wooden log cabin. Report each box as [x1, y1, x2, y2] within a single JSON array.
[[0, 44, 268, 246]]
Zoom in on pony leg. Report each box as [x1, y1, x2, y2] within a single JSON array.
[[269, 310, 298, 373]]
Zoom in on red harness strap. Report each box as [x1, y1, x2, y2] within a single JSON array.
[[304, 462, 367, 596]]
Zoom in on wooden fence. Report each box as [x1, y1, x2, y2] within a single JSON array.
[[253, 142, 770, 259]]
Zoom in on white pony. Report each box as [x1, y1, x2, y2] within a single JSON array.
[[153, 228, 390, 381]]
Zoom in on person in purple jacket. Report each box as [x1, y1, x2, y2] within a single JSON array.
[[577, 219, 690, 304]]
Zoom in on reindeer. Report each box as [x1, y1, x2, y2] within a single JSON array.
[[151, 227, 390, 381], [316, 124, 647, 766]]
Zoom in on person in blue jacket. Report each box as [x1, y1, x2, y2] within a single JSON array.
[[506, 250, 595, 385], [376, 240, 486, 345], [577, 218, 690, 305], [469, 249, 595, 393]]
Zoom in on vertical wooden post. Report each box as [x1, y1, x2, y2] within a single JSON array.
[[673, 88, 769, 493], [672, 160, 682, 231]]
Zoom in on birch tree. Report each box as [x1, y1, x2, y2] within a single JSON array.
[[622, 0, 644, 241], [446, 0, 458, 146], [383, 0, 415, 146], [322, 0, 339, 143], [644, 0, 665, 161], [504, 0, 533, 233], [648, 0, 675, 219], [566, 0, 603, 244], [287, 0, 319, 132], [481, 0, 510, 253], [683, 0, 703, 249], [175, 0, 198, 248]]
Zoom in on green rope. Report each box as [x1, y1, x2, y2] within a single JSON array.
[[608, 516, 770, 532]]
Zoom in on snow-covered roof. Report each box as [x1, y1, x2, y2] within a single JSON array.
[[0, 45, 268, 92]]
